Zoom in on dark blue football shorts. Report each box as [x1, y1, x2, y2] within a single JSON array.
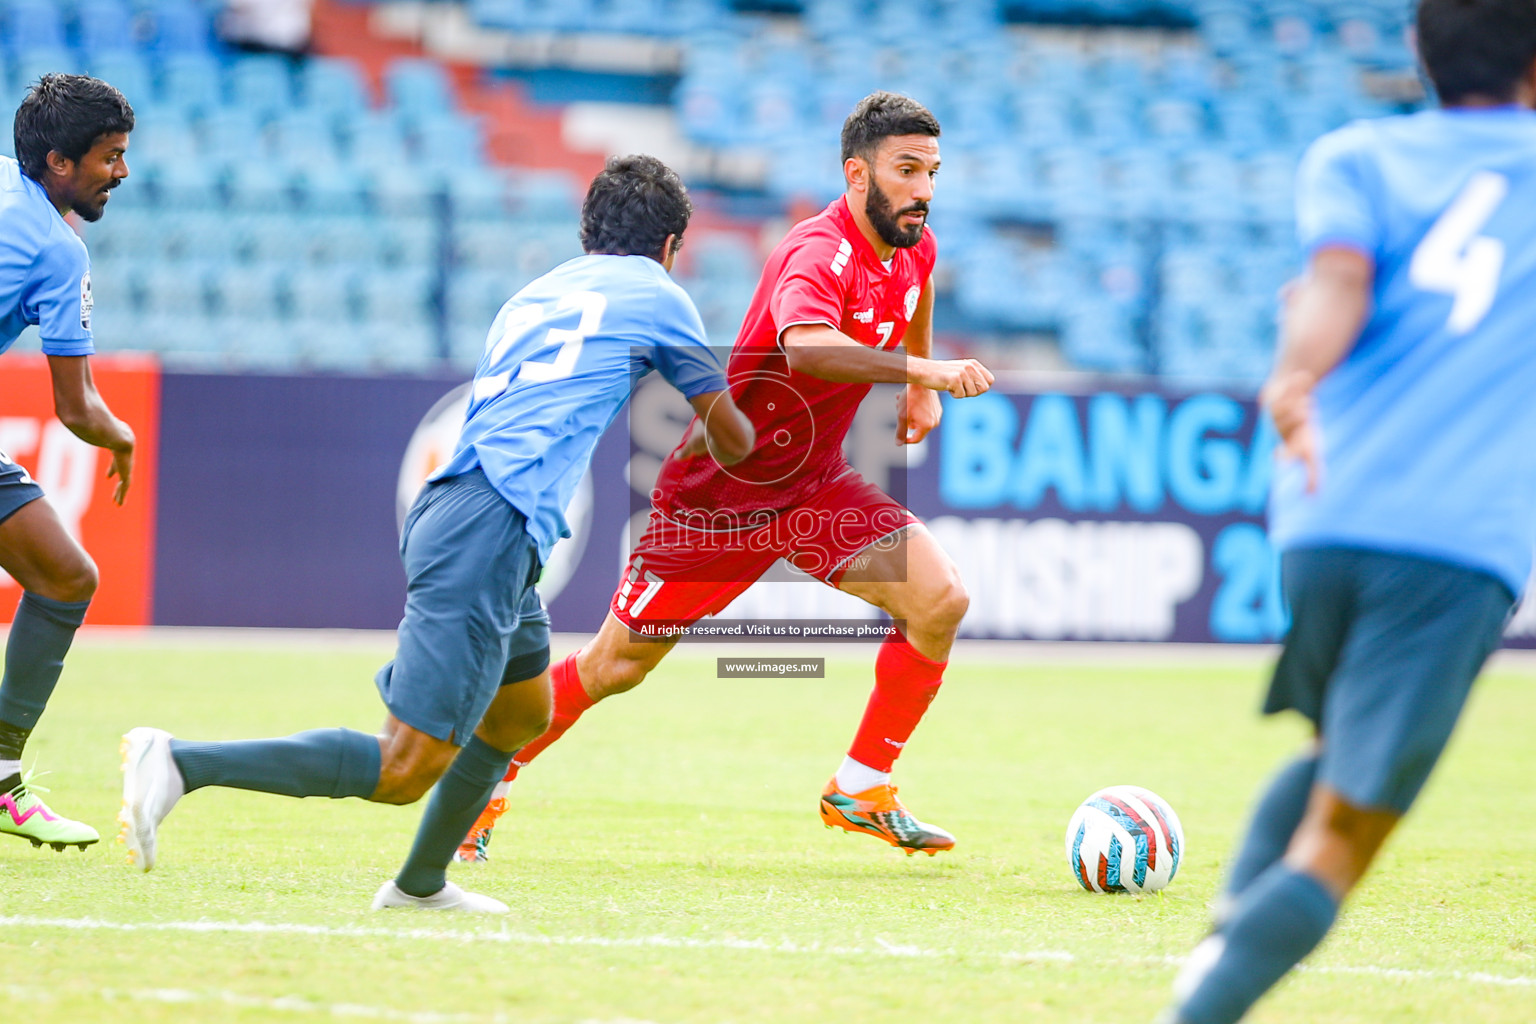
[[0, 451, 45, 524], [374, 467, 552, 744], [1266, 546, 1514, 814]]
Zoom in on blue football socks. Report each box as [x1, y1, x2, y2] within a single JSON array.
[[171, 728, 381, 799], [0, 591, 91, 733], [1174, 865, 1339, 1024], [1221, 753, 1319, 906], [394, 735, 515, 898]]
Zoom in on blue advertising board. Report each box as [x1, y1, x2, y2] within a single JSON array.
[[147, 370, 1532, 646]]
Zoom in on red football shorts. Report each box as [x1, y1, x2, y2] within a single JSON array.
[[610, 471, 919, 629]]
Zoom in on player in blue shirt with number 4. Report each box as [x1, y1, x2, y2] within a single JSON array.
[[1161, 2, 1536, 1021], [119, 156, 754, 912], [0, 75, 137, 855]]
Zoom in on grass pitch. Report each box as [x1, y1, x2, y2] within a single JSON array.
[[3, 635, 1534, 1023]]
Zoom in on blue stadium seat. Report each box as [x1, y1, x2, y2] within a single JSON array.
[[134, 263, 210, 317], [147, 160, 222, 208], [378, 216, 440, 267], [228, 55, 296, 121], [6, 2, 67, 52], [202, 107, 265, 158], [355, 268, 436, 328], [302, 57, 370, 115], [365, 322, 441, 372], [289, 266, 357, 322], [384, 58, 455, 116], [87, 51, 154, 110], [145, 0, 210, 54], [77, 1, 138, 55], [295, 166, 370, 215], [224, 162, 297, 213], [210, 264, 287, 320], [268, 109, 343, 168], [345, 110, 413, 165], [222, 317, 305, 371], [14, 50, 84, 91], [1060, 300, 1147, 374], [161, 211, 235, 263], [157, 52, 223, 114], [412, 116, 484, 168]]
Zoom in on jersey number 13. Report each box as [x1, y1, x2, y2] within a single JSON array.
[[475, 290, 609, 400]]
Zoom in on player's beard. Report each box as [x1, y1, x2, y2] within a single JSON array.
[[865, 178, 927, 249], [74, 180, 117, 222]]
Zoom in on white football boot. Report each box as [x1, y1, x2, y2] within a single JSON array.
[[371, 880, 509, 914], [118, 727, 185, 873]]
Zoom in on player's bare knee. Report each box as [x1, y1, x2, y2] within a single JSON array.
[[35, 555, 98, 604], [373, 756, 443, 805], [605, 654, 653, 695], [481, 703, 551, 752], [913, 576, 968, 635]]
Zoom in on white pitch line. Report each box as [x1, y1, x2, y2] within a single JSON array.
[[3, 915, 1533, 990], [0, 983, 669, 1024]]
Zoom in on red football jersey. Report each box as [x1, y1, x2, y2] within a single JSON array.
[[655, 197, 937, 517]]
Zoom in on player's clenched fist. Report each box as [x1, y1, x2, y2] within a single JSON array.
[[916, 357, 994, 398]]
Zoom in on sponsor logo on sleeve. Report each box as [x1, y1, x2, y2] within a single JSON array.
[[80, 271, 93, 330]]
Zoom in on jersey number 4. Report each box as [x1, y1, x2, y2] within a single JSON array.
[[1409, 171, 1507, 334], [475, 290, 608, 400]]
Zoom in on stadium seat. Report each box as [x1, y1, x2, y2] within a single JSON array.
[[87, 51, 155, 110], [222, 317, 306, 371], [225, 162, 298, 213], [14, 49, 84, 90], [77, 1, 138, 56], [6, 2, 67, 52], [210, 264, 288, 320], [228, 55, 296, 121], [301, 57, 370, 115], [289, 266, 357, 322], [157, 52, 223, 114], [355, 268, 436, 328], [135, 264, 210, 317], [202, 108, 266, 161], [145, 0, 210, 54], [268, 109, 345, 169], [379, 216, 441, 267], [384, 58, 456, 117]]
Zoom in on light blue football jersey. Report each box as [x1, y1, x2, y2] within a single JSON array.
[[1270, 107, 1536, 594], [0, 155, 95, 356], [433, 253, 726, 561]]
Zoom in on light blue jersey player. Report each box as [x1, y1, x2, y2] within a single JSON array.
[[0, 75, 137, 854], [1163, 3, 1536, 1023], [120, 156, 755, 914]]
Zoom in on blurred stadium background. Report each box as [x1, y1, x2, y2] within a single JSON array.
[[0, 0, 1469, 642], [0, 0, 1424, 379]]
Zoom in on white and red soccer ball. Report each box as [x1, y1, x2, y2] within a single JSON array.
[[1065, 785, 1185, 894]]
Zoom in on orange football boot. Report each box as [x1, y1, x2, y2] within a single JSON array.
[[454, 797, 508, 863], [818, 778, 955, 855]]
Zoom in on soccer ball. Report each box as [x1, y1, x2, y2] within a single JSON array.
[[1065, 785, 1185, 894]]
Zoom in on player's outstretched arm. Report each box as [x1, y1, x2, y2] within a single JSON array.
[[46, 354, 135, 505], [780, 324, 994, 397], [678, 389, 755, 466], [1261, 246, 1374, 492]]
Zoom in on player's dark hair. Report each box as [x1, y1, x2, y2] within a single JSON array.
[[580, 154, 691, 260], [1417, 0, 1536, 104], [13, 73, 134, 181], [840, 91, 941, 165]]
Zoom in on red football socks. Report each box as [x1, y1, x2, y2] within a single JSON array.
[[845, 633, 947, 773], [502, 652, 595, 783]]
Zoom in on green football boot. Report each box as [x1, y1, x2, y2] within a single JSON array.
[[0, 773, 100, 851]]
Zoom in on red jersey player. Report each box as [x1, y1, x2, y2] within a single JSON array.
[[459, 92, 994, 861]]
